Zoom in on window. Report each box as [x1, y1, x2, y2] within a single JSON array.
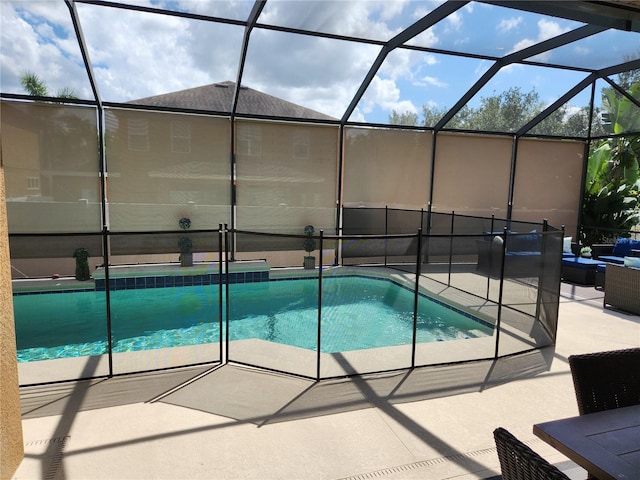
[[293, 130, 310, 160], [237, 124, 262, 156], [171, 120, 191, 153], [128, 119, 149, 151], [27, 176, 40, 190]]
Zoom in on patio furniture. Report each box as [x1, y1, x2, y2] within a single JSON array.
[[595, 263, 606, 288], [493, 427, 570, 480], [595, 237, 640, 265], [477, 233, 542, 278], [568, 347, 640, 416], [568, 347, 640, 479], [560, 257, 605, 286], [534, 405, 640, 480], [603, 264, 640, 315]]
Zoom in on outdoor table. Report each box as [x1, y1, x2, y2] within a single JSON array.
[[533, 404, 640, 480]]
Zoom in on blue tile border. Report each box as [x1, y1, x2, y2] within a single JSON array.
[[90, 270, 270, 291], [89, 271, 269, 294]]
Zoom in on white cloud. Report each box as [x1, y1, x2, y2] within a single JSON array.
[[294, 85, 357, 119], [0, 2, 90, 96], [361, 76, 417, 116], [474, 60, 492, 77], [510, 38, 535, 54], [453, 36, 471, 47], [497, 16, 522, 34], [419, 76, 447, 88], [172, 0, 253, 18], [21, 0, 77, 26], [259, 0, 403, 40], [537, 18, 568, 40], [0, 0, 251, 99], [424, 99, 439, 109], [242, 28, 381, 117], [349, 106, 366, 122], [446, 11, 462, 32], [406, 28, 439, 48], [564, 104, 582, 117], [573, 46, 591, 56], [378, 0, 409, 22], [423, 54, 438, 66], [378, 49, 419, 81], [507, 19, 571, 62], [75, 3, 237, 100], [411, 1, 444, 21]]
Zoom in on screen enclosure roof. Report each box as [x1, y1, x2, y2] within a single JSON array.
[[1, 0, 639, 133]]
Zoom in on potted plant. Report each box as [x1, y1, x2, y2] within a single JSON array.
[[303, 224, 316, 269], [72, 247, 91, 281], [178, 217, 193, 267], [580, 246, 592, 258]]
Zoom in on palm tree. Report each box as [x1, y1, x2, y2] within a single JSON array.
[[21, 71, 48, 96], [20, 71, 78, 99]]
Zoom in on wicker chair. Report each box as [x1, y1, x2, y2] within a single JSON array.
[[493, 427, 570, 480], [568, 347, 640, 415], [603, 264, 640, 315]]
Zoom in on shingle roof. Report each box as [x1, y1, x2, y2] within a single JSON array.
[[130, 81, 336, 121]]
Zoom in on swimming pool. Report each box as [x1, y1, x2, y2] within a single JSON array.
[[13, 276, 493, 362]]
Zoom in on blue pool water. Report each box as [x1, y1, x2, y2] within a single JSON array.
[[13, 276, 492, 362]]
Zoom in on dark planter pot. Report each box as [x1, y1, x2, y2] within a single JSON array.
[[73, 247, 91, 281], [304, 256, 315, 269], [180, 252, 193, 267]]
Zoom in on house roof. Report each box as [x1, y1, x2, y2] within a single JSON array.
[[129, 81, 337, 121]]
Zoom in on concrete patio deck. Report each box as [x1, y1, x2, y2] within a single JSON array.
[[12, 282, 639, 480]]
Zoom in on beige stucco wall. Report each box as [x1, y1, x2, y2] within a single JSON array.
[[0, 162, 24, 478]]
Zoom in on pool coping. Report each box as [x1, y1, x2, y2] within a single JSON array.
[[14, 265, 543, 375], [16, 306, 545, 384]]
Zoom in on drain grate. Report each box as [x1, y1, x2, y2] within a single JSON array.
[[25, 436, 69, 480], [24, 436, 69, 447], [337, 441, 544, 480]]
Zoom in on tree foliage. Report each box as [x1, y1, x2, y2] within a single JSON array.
[[389, 110, 419, 126], [464, 87, 543, 132], [20, 71, 78, 99], [388, 70, 639, 242], [388, 85, 616, 137], [390, 86, 585, 134], [582, 81, 640, 244], [612, 66, 640, 93], [56, 86, 80, 99], [21, 71, 48, 96]]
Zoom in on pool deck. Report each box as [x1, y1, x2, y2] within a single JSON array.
[[12, 282, 639, 480]]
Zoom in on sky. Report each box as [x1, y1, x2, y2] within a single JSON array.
[[1, 0, 638, 124]]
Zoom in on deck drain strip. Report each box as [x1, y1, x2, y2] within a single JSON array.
[[24, 436, 69, 447], [25, 436, 69, 480], [337, 440, 544, 480]]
